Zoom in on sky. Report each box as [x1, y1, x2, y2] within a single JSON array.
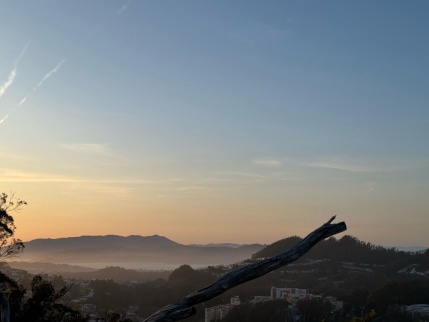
[[0, 1, 428, 247]]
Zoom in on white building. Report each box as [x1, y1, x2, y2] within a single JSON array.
[[271, 287, 308, 300], [205, 305, 233, 322], [251, 295, 272, 303], [406, 304, 429, 316], [230, 296, 241, 306], [205, 297, 240, 322]]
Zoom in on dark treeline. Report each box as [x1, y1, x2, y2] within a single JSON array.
[[88, 264, 218, 320], [3, 242, 428, 321], [221, 300, 289, 322], [252, 235, 427, 266], [0, 271, 86, 322], [3, 229, 429, 321], [84, 263, 429, 321]]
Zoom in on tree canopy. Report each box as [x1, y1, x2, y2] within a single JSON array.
[[0, 193, 26, 260]]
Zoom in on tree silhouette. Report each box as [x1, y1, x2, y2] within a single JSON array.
[[0, 193, 26, 260]]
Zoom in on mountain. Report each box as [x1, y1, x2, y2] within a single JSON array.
[[20, 235, 265, 269], [25, 234, 179, 251], [252, 235, 429, 268], [393, 246, 428, 253]]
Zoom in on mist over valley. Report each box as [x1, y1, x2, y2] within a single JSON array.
[[17, 234, 265, 270]]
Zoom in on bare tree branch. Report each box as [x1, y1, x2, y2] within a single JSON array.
[[143, 216, 347, 322]]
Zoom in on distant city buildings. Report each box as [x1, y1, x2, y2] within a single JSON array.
[[269, 286, 343, 309], [204, 296, 241, 322], [406, 304, 429, 317], [271, 286, 308, 301]]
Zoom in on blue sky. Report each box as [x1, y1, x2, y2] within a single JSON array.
[[0, 1, 428, 246]]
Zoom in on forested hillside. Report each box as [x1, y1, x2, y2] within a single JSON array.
[[252, 235, 428, 267]]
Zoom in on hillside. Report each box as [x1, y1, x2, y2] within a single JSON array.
[[20, 235, 265, 269], [252, 235, 429, 273]]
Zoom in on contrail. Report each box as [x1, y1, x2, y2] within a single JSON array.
[[37, 58, 65, 86], [19, 58, 65, 106], [0, 68, 17, 99], [1, 56, 65, 126], [0, 42, 30, 99], [0, 114, 9, 125], [0, 114, 9, 124], [0, 43, 30, 124], [14, 42, 30, 66]]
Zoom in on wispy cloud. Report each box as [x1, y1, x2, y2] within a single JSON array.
[[216, 171, 266, 179], [0, 68, 17, 99], [19, 58, 65, 106], [304, 161, 369, 173], [117, 0, 131, 14], [0, 43, 30, 124], [285, 156, 429, 175], [0, 168, 85, 183], [60, 143, 113, 156], [0, 114, 10, 125], [0, 43, 30, 100], [14, 42, 30, 66], [0, 167, 185, 197], [60, 143, 134, 166], [253, 158, 283, 167], [176, 185, 222, 193], [366, 181, 376, 194], [215, 170, 302, 184], [0, 168, 180, 185], [0, 168, 132, 196]]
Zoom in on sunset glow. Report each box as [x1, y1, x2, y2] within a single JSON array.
[[1, 1, 428, 247]]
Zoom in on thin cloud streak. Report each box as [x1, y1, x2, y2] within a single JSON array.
[[0, 68, 17, 99], [285, 156, 427, 174], [366, 181, 376, 194], [0, 43, 30, 124], [19, 58, 65, 106], [60, 143, 112, 155], [214, 170, 302, 184], [305, 161, 369, 173], [13, 42, 30, 66], [38, 59, 65, 86], [0, 168, 183, 185], [253, 158, 283, 167], [0, 43, 30, 99], [0, 114, 10, 125], [117, 0, 132, 14], [0, 168, 188, 197], [216, 171, 266, 179], [60, 142, 132, 164], [0, 43, 29, 99]]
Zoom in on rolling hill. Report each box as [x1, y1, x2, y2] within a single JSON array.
[[19, 234, 264, 269]]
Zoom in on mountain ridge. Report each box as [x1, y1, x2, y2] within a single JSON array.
[[20, 234, 265, 268]]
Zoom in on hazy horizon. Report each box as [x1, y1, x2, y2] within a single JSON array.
[[20, 233, 429, 250], [1, 2, 428, 248]]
